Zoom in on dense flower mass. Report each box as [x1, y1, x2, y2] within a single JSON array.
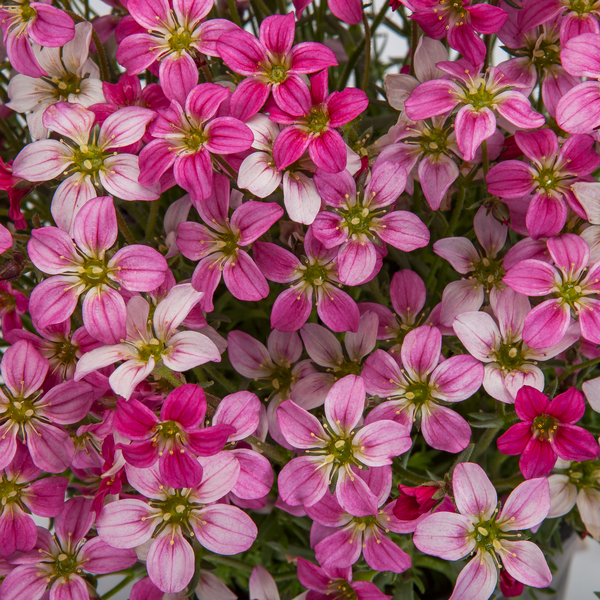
[[3, 1, 600, 599]]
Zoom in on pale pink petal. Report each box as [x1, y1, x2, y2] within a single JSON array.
[[453, 462, 497, 520]]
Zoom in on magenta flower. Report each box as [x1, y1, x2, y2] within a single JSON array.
[[254, 227, 360, 333], [116, 0, 236, 105], [453, 288, 580, 404], [486, 129, 600, 239], [227, 328, 321, 449], [406, 0, 507, 66], [74, 284, 221, 400], [503, 233, 600, 348], [434, 206, 508, 327], [359, 269, 427, 354], [177, 174, 283, 310], [0, 441, 67, 557], [311, 161, 429, 285], [0, 281, 28, 335], [405, 62, 544, 161], [297, 557, 391, 600], [12, 102, 160, 234], [27, 196, 167, 344], [0, 340, 94, 473], [362, 325, 483, 453], [519, 0, 600, 45], [270, 70, 368, 174], [1, 497, 137, 600], [293, 0, 363, 25], [114, 384, 235, 489], [138, 84, 253, 203], [0, 0, 74, 77], [277, 374, 412, 515], [96, 457, 258, 593], [497, 386, 598, 479], [414, 463, 552, 600], [217, 13, 338, 121], [308, 467, 411, 573]]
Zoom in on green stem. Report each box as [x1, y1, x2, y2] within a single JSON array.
[[559, 355, 600, 381], [471, 426, 501, 462], [101, 574, 136, 599], [203, 553, 253, 573], [425, 185, 466, 289], [481, 139, 489, 178], [337, 0, 388, 90], [247, 435, 289, 465], [115, 208, 136, 245], [492, 474, 524, 491], [395, 465, 430, 485], [145, 200, 160, 242], [252, 0, 272, 16], [227, 0, 242, 26], [201, 362, 237, 393], [361, 11, 371, 92], [410, 22, 420, 77], [153, 365, 185, 388]]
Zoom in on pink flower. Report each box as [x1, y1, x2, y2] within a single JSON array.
[[0, 281, 28, 335], [116, 0, 236, 105], [227, 328, 320, 449], [177, 174, 282, 310], [406, 0, 507, 66], [362, 325, 484, 453], [115, 384, 235, 489], [453, 288, 580, 404], [496, 16, 578, 119], [557, 33, 600, 132], [27, 196, 168, 344], [296, 557, 391, 600], [138, 84, 253, 203], [74, 284, 221, 400], [486, 129, 600, 239], [378, 115, 461, 211], [5, 317, 101, 387], [277, 374, 412, 515], [308, 467, 411, 573], [0, 441, 67, 557], [217, 13, 338, 121], [393, 484, 439, 521], [497, 386, 598, 479], [0, 340, 94, 473], [405, 62, 544, 161], [293, 0, 363, 25], [414, 463, 552, 600], [96, 457, 258, 593], [547, 461, 600, 541], [0, 0, 74, 77], [503, 233, 600, 348], [434, 206, 508, 327], [1, 497, 137, 600], [254, 227, 360, 333], [7, 22, 105, 141], [311, 161, 429, 285], [270, 70, 368, 174], [358, 269, 427, 354], [12, 102, 160, 234]]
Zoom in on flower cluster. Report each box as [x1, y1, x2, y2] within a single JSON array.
[[2, 1, 600, 599]]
